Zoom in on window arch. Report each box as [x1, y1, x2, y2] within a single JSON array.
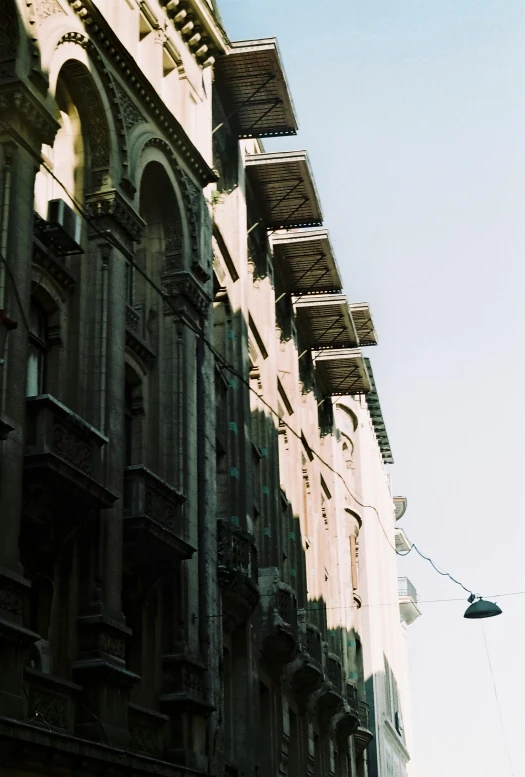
[[335, 402, 358, 432], [34, 57, 112, 221]]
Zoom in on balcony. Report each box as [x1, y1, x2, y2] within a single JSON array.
[[334, 683, 359, 740], [315, 652, 344, 721], [259, 571, 299, 665], [217, 520, 259, 631], [123, 466, 193, 569], [398, 577, 421, 626], [24, 666, 81, 735], [161, 652, 214, 717], [355, 700, 374, 752], [24, 395, 116, 510], [289, 617, 323, 698], [125, 304, 156, 364]]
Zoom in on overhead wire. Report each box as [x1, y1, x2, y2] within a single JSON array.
[[0, 120, 485, 602], [482, 622, 515, 777]]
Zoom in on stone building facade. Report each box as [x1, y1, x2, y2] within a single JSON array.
[[0, 2, 416, 777]]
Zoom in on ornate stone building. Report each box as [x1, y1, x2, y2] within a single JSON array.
[[0, 2, 417, 777]]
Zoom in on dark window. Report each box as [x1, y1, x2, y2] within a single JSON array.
[[27, 300, 48, 397], [124, 380, 133, 466]]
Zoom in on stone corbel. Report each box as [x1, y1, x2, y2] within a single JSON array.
[[85, 190, 146, 250], [161, 269, 212, 326], [0, 83, 59, 150]]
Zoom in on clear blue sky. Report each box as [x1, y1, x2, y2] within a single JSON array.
[[219, 2, 525, 775]]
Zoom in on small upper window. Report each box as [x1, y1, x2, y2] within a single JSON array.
[[26, 301, 48, 397]]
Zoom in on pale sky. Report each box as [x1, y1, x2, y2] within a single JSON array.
[[219, 2, 525, 775]]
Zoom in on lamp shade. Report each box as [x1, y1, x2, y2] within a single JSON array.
[[463, 599, 502, 619]]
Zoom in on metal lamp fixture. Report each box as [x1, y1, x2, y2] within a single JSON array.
[[464, 594, 502, 620]]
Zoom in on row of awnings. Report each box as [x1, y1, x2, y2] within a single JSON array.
[[215, 38, 392, 460], [294, 295, 379, 351]]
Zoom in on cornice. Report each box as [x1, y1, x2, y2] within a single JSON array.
[[158, 0, 228, 64], [64, 2, 217, 187]]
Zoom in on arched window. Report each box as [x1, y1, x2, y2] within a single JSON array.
[[124, 365, 144, 467], [26, 299, 48, 397], [34, 76, 85, 219]]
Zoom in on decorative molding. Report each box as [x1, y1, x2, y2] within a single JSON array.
[[80, 631, 126, 660], [125, 327, 156, 364], [53, 422, 93, 474], [0, 85, 59, 146], [130, 725, 157, 755], [62, 6, 216, 185], [113, 81, 146, 132], [0, 587, 23, 616], [33, 239, 76, 294], [27, 688, 67, 729], [86, 189, 145, 242], [33, 0, 66, 22], [161, 270, 211, 319]]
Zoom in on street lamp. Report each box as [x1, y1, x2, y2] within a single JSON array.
[[464, 594, 502, 620]]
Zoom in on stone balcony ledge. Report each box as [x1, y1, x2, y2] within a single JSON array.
[[24, 394, 116, 509], [217, 520, 259, 631], [123, 465, 193, 568]]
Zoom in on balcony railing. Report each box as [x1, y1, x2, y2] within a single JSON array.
[[217, 521, 259, 630], [326, 654, 343, 693], [398, 576, 418, 602], [124, 465, 184, 534], [305, 624, 323, 665], [24, 394, 115, 509], [358, 700, 370, 730]]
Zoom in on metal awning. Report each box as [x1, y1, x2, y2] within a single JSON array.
[[312, 349, 371, 396], [215, 39, 298, 138], [271, 229, 342, 294], [364, 358, 393, 464], [349, 303, 378, 347], [294, 294, 357, 350], [245, 151, 323, 230]]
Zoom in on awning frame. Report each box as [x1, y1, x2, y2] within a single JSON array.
[[214, 38, 298, 139], [311, 348, 371, 397], [245, 151, 323, 230], [271, 228, 343, 298]]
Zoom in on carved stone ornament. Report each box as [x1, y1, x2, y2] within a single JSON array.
[[113, 81, 145, 132], [33, 242, 76, 294], [145, 486, 175, 530], [0, 587, 23, 616], [80, 630, 126, 660], [33, 0, 65, 22], [162, 271, 211, 319], [61, 10, 216, 185], [53, 422, 92, 474], [130, 726, 157, 755], [27, 688, 67, 729], [86, 189, 145, 243], [0, 86, 59, 146]]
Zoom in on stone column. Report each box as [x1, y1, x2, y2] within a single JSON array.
[[0, 85, 58, 718], [73, 191, 144, 747]]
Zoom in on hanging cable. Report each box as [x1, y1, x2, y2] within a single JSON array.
[[0, 120, 488, 602], [482, 622, 515, 777]]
